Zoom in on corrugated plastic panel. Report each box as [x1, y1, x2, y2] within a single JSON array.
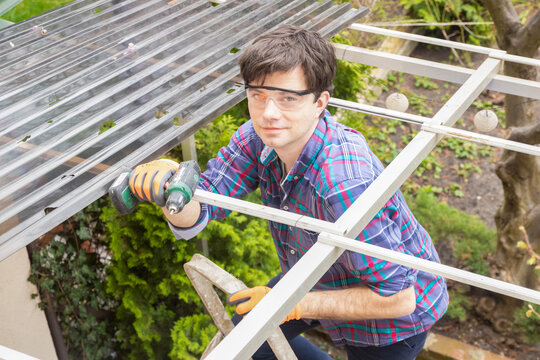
[[0, 0, 368, 261]]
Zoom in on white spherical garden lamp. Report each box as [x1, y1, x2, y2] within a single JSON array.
[[473, 109, 498, 132], [385, 92, 409, 112]]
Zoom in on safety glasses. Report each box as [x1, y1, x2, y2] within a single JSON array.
[[244, 84, 314, 111]]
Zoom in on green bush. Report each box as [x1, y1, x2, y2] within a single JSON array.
[[28, 199, 119, 359], [446, 288, 472, 322], [170, 314, 217, 359], [102, 196, 278, 358], [514, 303, 540, 344], [329, 33, 378, 114]]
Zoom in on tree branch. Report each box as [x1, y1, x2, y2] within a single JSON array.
[[521, 9, 540, 54], [481, 0, 520, 31], [509, 122, 540, 145], [481, 0, 521, 49]]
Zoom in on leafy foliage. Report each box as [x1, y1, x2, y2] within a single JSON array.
[[446, 288, 472, 322], [102, 198, 278, 358], [28, 199, 118, 359], [329, 33, 378, 114], [514, 303, 540, 344], [170, 314, 217, 359], [400, 0, 492, 45]]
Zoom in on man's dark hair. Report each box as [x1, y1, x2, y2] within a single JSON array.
[[239, 25, 337, 98]]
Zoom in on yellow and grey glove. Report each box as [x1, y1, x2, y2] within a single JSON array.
[[128, 159, 178, 207], [227, 286, 302, 323]]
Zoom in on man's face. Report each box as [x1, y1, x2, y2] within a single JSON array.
[[247, 67, 329, 158]]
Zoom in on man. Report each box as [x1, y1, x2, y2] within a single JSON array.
[[129, 25, 448, 359]]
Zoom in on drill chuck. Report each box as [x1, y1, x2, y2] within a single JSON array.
[[165, 160, 201, 214]]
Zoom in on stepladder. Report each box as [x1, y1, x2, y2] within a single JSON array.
[[184, 253, 297, 360]]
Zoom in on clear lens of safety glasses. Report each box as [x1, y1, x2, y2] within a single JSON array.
[[245, 84, 313, 111]]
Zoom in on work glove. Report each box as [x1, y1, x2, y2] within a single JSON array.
[[129, 159, 179, 207], [227, 286, 302, 323]]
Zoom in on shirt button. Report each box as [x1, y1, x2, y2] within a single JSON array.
[[290, 249, 295, 255], [283, 205, 289, 211], [293, 176, 299, 180]]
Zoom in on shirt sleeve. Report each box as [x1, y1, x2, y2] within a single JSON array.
[[169, 122, 260, 239], [168, 203, 210, 240], [323, 179, 417, 297]]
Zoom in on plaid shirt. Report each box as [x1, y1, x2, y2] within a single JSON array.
[[172, 111, 448, 347]]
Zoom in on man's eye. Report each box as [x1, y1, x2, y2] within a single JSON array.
[[252, 93, 266, 101], [281, 96, 299, 103]]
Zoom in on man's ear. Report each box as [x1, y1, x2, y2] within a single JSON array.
[[315, 91, 330, 118]]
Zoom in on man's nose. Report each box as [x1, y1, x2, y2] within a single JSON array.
[[262, 98, 281, 119]]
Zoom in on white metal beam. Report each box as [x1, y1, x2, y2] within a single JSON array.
[[333, 43, 540, 100], [350, 24, 494, 54], [318, 232, 540, 305], [421, 123, 540, 157], [193, 189, 348, 235], [330, 97, 540, 157], [351, 24, 540, 67], [329, 97, 429, 124]]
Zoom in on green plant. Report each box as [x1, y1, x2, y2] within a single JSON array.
[[444, 182, 464, 197], [415, 153, 444, 179], [169, 314, 217, 359], [406, 187, 496, 275], [414, 76, 439, 90], [28, 198, 119, 359], [386, 72, 398, 87], [457, 162, 482, 178], [102, 198, 278, 358], [446, 288, 472, 322], [514, 303, 540, 344], [440, 93, 450, 102], [512, 0, 540, 25], [439, 136, 480, 159], [98, 120, 116, 134], [400, 0, 492, 45], [408, 93, 434, 116], [329, 33, 377, 114]]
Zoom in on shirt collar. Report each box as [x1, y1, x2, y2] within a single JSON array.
[[285, 112, 330, 181], [257, 111, 332, 180]]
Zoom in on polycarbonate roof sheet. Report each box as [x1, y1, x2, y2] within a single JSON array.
[[0, 0, 368, 261]]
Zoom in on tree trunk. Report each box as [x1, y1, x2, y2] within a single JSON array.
[[494, 51, 540, 293], [480, 0, 540, 291]]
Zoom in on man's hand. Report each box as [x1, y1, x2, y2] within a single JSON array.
[[227, 286, 302, 323], [129, 159, 178, 207]]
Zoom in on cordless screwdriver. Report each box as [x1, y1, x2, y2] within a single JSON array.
[[109, 160, 201, 215]]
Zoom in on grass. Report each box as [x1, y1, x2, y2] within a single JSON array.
[[1, 0, 74, 23]]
